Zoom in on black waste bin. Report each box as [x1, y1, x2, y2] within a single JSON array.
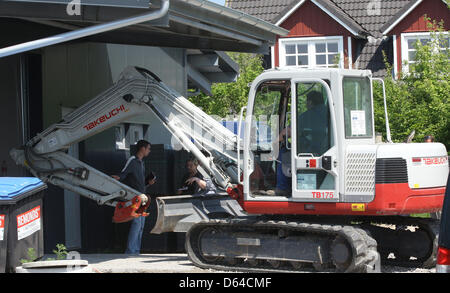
[[0, 177, 47, 272]]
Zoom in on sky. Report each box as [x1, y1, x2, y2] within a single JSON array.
[[207, 0, 225, 5]]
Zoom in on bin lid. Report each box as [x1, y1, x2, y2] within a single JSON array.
[[0, 177, 46, 204]]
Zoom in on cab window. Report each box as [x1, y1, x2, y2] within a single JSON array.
[[342, 77, 373, 138]]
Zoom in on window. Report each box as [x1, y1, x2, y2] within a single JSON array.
[[401, 32, 449, 72], [285, 43, 309, 67], [250, 85, 283, 152], [280, 37, 343, 68], [249, 80, 290, 196], [295, 81, 335, 191], [342, 77, 373, 139], [296, 82, 331, 156]]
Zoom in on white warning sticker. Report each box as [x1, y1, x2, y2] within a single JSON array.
[[16, 206, 41, 240], [0, 215, 4, 241], [350, 110, 366, 136]]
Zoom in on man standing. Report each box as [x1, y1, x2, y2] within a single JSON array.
[[115, 140, 152, 254]]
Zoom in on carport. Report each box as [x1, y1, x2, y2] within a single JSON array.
[[0, 0, 286, 95]]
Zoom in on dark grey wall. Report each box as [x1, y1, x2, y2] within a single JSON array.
[[40, 42, 187, 252], [0, 56, 26, 177], [42, 42, 187, 128]]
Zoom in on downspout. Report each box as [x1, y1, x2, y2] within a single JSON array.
[[0, 0, 170, 58]]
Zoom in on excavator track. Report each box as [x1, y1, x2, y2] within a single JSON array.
[[185, 218, 380, 273], [357, 216, 440, 268]]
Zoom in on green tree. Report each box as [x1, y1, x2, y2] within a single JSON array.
[[373, 19, 449, 149], [188, 52, 265, 117]]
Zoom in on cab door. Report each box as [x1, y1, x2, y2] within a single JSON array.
[[290, 78, 339, 202]]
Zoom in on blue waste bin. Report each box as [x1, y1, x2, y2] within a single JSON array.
[[0, 177, 47, 272], [0, 198, 8, 273]]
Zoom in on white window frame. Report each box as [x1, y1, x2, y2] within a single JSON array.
[[279, 36, 344, 69], [400, 32, 449, 73]]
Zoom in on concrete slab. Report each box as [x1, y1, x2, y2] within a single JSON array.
[[79, 253, 220, 273], [35, 253, 432, 273]]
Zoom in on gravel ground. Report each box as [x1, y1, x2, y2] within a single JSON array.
[[382, 265, 435, 273], [79, 253, 435, 273]]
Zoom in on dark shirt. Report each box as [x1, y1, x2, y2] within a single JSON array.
[[119, 157, 146, 193], [180, 171, 204, 195]]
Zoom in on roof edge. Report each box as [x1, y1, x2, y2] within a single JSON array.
[[181, 0, 289, 36], [274, 0, 306, 26], [381, 0, 449, 35], [313, 0, 368, 37], [380, 0, 422, 35]]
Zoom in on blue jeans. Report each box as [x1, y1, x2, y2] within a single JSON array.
[[125, 216, 146, 254]]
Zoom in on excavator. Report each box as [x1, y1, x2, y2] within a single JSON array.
[[10, 66, 449, 273]]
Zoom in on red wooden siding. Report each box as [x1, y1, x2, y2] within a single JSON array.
[[281, 0, 351, 37], [391, 0, 450, 75], [274, 0, 353, 68]]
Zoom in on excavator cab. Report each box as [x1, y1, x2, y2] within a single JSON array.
[[243, 69, 367, 205], [242, 68, 447, 215]]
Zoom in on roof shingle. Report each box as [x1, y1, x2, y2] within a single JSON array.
[[226, 0, 416, 36], [332, 0, 412, 37], [226, 0, 294, 23]]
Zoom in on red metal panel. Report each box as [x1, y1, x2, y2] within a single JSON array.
[[241, 184, 445, 216]]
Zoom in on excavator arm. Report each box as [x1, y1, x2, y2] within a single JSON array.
[[10, 66, 243, 223]]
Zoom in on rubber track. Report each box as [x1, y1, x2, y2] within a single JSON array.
[[360, 217, 440, 268], [185, 218, 380, 273]]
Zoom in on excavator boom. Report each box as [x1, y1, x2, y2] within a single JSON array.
[[10, 66, 242, 222]]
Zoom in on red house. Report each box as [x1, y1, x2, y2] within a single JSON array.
[[227, 0, 450, 77]]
